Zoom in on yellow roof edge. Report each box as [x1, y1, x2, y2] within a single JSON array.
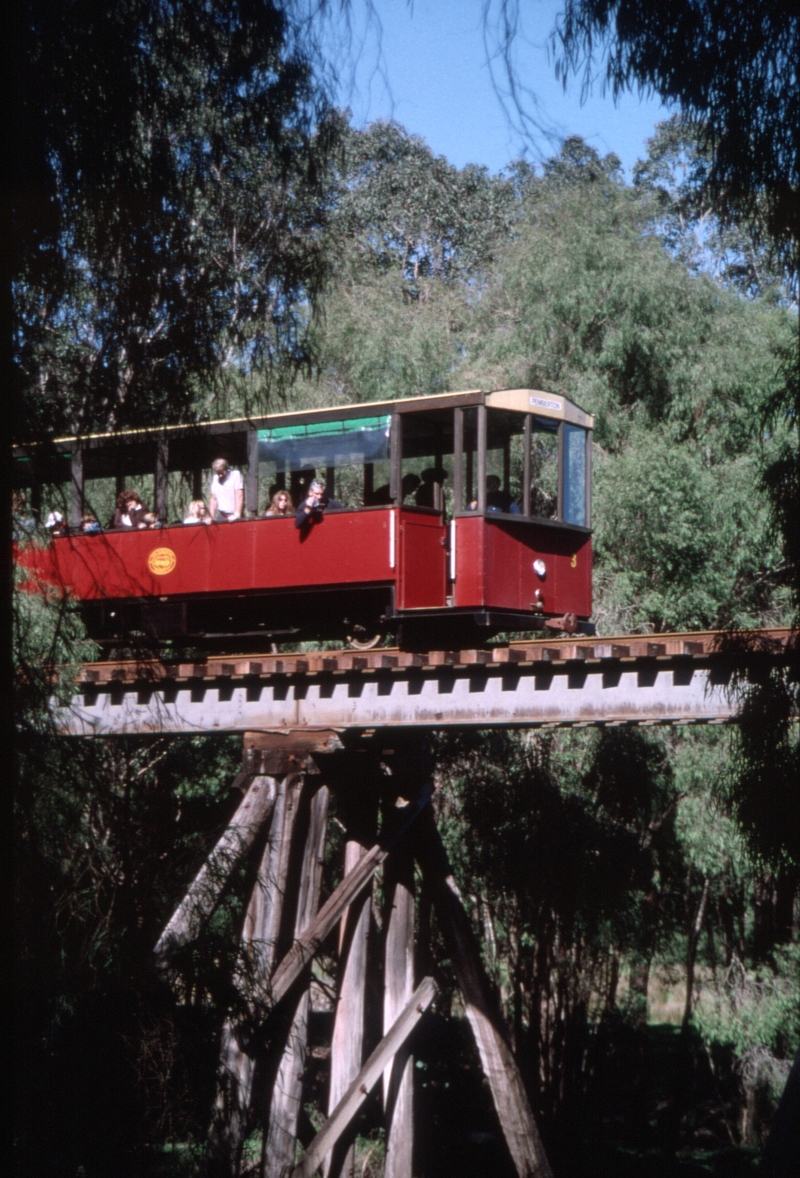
[[20, 387, 594, 450]]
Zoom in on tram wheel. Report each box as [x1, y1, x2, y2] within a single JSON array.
[[347, 626, 384, 651]]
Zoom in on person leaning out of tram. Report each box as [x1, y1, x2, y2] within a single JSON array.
[[112, 489, 149, 529], [208, 458, 244, 522], [294, 479, 342, 529], [265, 488, 294, 517]]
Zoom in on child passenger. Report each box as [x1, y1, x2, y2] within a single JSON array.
[[183, 500, 211, 524], [81, 513, 103, 534]]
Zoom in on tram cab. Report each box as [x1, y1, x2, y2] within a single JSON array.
[[14, 388, 594, 650]]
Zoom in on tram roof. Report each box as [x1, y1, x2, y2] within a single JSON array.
[[13, 388, 593, 484]]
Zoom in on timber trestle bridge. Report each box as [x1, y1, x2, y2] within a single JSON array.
[[55, 629, 797, 1178]]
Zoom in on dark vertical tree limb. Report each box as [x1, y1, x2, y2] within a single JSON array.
[[415, 809, 553, 1178]]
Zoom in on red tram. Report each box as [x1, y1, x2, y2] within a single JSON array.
[[14, 388, 594, 650]]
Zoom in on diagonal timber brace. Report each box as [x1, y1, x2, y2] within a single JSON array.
[[266, 778, 433, 1010], [290, 977, 438, 1178], [155, 773, 276, 967]]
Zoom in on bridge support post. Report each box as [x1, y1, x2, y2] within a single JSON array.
[[264, 780, 330, 1176], [209, 772, 302, 1175], [383, 807, 416, 1178]]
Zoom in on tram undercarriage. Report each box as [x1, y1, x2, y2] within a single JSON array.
[[81, 584, 595, 655]]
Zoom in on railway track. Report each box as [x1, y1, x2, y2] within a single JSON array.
[[56, 627, 796, 737], [73, 627, 794, 685]]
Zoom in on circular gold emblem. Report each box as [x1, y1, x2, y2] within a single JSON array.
[[148, 547, 177, 576]]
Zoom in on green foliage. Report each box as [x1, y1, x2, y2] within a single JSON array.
[[723, 668, 800, 872], [593, 432, 780, 631], [299, 266, 469, 406], [694, 946, 800, 1104], [434, 726, 685, 1110], [331, 120, 514, 284], [633, 116, 791, 300]]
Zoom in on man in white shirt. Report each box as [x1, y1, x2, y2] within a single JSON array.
[[208, 458, 244, 521]]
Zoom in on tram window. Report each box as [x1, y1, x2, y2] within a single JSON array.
[[562, 423, 588, 526], [401, 411, 453, 511], [258, 415, 391, 511], [455, 407, 559, 517], [486, 409, 526, 513], [530, 418, 559, 519], [455, 407, 477, 512]]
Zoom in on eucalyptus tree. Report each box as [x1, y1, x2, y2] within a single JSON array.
[[292, 120, 516, 405]]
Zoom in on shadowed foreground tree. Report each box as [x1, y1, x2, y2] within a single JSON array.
[[551, 0, 798, 279], [12, 0, 342, 442]]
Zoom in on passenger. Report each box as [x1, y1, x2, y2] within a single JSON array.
[[415, 466, 448, 508], [265, 489, 294, 517], [486, 475, 520, 514], [80, 513, 103, 534], [13, 491, 36, 540], [208, 458, 244, 522], [294, 479, 342, 529], [183, 499, 211, 524], [112, 489, 149, 529], [45, 510, 68, 537], [370, 472, 421, 505]]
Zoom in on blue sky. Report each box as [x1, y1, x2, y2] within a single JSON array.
[[331, 0, 671, 178]]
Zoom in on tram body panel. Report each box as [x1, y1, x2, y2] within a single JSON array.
[[251, 509, 395, 589], [397, 510, 448, 610], [453, 516, 592, 618], [36, 510, 398, 600]]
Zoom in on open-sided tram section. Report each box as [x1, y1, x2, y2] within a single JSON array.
[[16, 387, 594, 650], [56, 628, 796, 737]]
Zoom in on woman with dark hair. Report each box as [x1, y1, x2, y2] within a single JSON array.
[[112, 489, 149, 529]]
